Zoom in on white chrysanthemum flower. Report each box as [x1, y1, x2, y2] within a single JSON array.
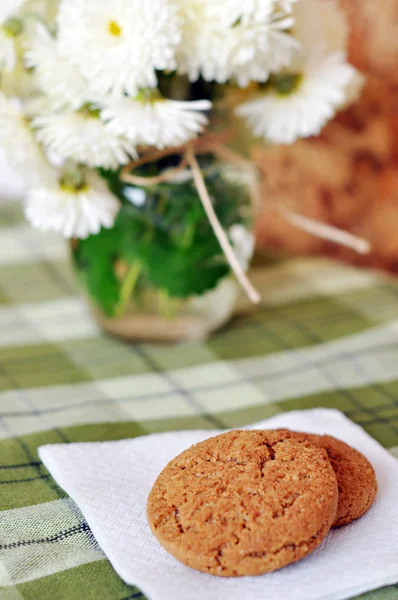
[[0, 0, 26, 71], [237, 57, 360, 144], [175, 0, 298, 86], [100, 97, 211, 150], [25, 171, 120, 239], [33, 111, 137, 170], [24, 24, 89, 110], [221, 12, 299, 88], [57, 0, 181, 98], [23, 94, 63, 119], [173, 0, 210, 81], [229, 224, 254, 271], [0, 91, 55, 186], [236, 0, 363, 144]]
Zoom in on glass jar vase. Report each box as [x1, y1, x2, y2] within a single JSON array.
[[71, 153, 255, 343]]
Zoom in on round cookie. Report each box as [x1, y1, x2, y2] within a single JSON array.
[[147, 430, 338, 577], [280, 431, 377, 527]]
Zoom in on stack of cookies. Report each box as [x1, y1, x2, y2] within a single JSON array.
[[147, 429, 377, 577]]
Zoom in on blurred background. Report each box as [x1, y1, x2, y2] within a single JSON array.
[[253, 0, 398, 271]]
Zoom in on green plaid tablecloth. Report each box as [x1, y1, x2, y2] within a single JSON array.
[[1, 203, 398, 600]]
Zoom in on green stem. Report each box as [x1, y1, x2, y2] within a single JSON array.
[[115, 262, 142, 318], [158, 289, 181, 319], [181, 223, 195, 249]]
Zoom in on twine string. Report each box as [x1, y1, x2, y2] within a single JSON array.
[[276, 206, 371, 255], [185, 144, 261, 304]]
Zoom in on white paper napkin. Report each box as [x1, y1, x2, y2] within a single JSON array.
[[39, 409, 398, 600]]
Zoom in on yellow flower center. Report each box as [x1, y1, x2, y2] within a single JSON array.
[[108, 20, 122, 37]]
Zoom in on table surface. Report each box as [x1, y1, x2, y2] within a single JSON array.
[[1, 204, 398, 600]]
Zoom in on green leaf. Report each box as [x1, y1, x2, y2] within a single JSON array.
[[72, 228, 121, 316], [119, 219, 230, 297]]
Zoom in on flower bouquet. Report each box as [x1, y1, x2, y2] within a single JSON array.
[[0, 0, 368, 341]]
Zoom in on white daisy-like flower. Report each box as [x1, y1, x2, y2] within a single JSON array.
[[57, 0, 181, 98], [25, 170, 120, 239], [100, 97, 211, 150], [24, 24, 89, 110], [0, 0, 26, 71], [173, 0, 210, 81], [236, 56, 360, 144], [22, 94, 63, 119], [221, 12, 299, 88], [175, 0, 298, 86], [236, 0, 363, 144], [0, 91, 55, 187], [229, 224, 254, 271], [33, 110, 137, 170]]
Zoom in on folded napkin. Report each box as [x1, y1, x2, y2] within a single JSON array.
[[39, 409, 398, 600]]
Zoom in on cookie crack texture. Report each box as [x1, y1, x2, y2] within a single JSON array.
[[272, 492, 300, 519], [262, 441, 276, 460], [239, 525, 325, 562], [147, 430, 338, 577], [172, 505, 185, 534]]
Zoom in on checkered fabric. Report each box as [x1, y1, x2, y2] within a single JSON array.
[[1, 202, 398, 600]]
